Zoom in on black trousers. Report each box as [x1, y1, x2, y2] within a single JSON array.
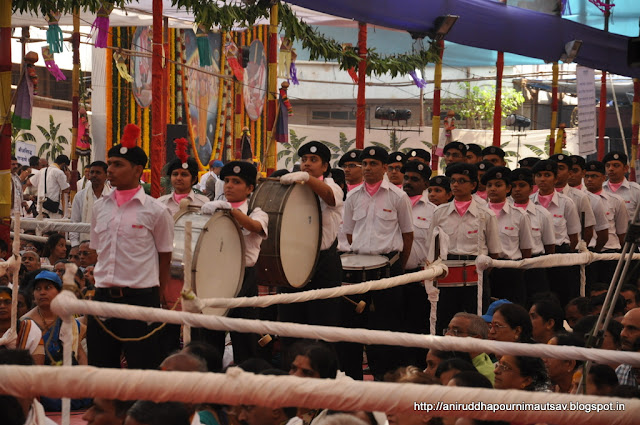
[[490, 267, 526, 307], [549, 244, 580, 307], [401, 272, 430, 370], [524, 264, 550, 308], [87, 286, 166, 369]]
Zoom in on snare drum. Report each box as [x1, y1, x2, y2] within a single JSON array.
[[341, 254, 390, 284], [437, 260, 478, 287], [249, 179, 322, 288], [170, 210, 245, 316]]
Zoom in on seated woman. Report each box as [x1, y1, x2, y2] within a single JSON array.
[[158, 146, 209, 216], [0, 287, 44, 365], [41, 234, 68, 267], [494, 355, 551, 392], [424, 349, 473, 378], [543, 332, 584, 393], [488, 303, 534, 343]]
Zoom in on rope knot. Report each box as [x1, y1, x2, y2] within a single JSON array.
[[226, 366, 243, 378], [475, 255, 492, 272]]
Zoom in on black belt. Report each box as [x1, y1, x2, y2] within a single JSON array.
[[320, 239, 339, 253], [447, 254, 477, 261], [405, 267, 423, 273], [96, 286, 157, 299], [555, 243, 571, 253], [601, 249, 621, 254]]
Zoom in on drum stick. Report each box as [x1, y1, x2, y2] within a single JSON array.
[[342, 296, 366, 314]]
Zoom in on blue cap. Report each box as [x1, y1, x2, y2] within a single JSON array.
[[212, 160, 224, 168], [35, 270, 62, 289], [481, 299, 512, 322]]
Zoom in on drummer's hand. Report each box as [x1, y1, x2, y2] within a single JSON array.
[[279, 171, 309, 185], [201, 200, 232, 214]]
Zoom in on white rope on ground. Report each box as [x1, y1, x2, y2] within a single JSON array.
[[184, 261, 448, 311], [0, 366, 637, 425], [50, 290, 640, 364], [15, 218, 91, 234]]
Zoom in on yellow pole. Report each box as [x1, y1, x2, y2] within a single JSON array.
[[266, 3, 278, 173], [0, 0, 12, 248]]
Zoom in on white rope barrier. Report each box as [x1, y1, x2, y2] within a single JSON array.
[[15, 218, 91, 234], [475, 251, 640, 271], [185, 262, 448, 311], [50, 291, 640, 364], [0, 366, 637, 425], [10, 231, 73, 245]]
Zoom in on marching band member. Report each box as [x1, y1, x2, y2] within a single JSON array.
[[568, 155, 587, 191], [201, 161, 268, 363], [406, 148, 431, 164], [474, 161, 494, 203], [483, 166, 533, 306], [342, 146, 414, 380], [443, 141, 467, 167], [401, 160, 434, 368], [427, 176, 452, 206], [602, 151, 640, 218], [482, 146, 507, 167], [530, 160, 581, 306], [277, 141, 344, 343], [510, 168, 556, 300], [428, 163, 502, 334], [338, 149, 363, 192], [466, 144, 483, 164], [158, 139, 209, 216], [387, 151, 407, 188], [88, 124, 174, 369]]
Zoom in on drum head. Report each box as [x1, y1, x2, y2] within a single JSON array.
[[280, 184, 321, 288], [174, 211, 245, 316], [341, 254, 389, 270]]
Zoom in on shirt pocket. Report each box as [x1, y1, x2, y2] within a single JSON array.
[[413, 217, 430, 242], [500, 225, 519, 238], [376, 208, 398, 234], [352, 207, 367, 222]]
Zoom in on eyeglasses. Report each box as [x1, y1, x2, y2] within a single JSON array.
[[495, 362, 514, 372], [69, 255, 80, 260], [450, 178, 472, 185], [343, 164, 361, 169], [489, 322, 509, 331], [78, 251, 91, 256], [388, 166, 403, 172], [443, 327, 468, 336], [0, 299, 12, 306]]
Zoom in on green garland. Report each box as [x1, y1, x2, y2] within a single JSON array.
[[13, 0, 440, 77]]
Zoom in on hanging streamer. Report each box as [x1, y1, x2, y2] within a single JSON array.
[[42, 46, 66, 81], [409, 70, 427, 89], [278, 37, 292, 78], [45, 12, 64, 54], [113, 52, 134, 83], [91, 3, 114, 48], [289, 48, 298, 85], [196, 25, 213, 67], [225, 40, 244, 81]]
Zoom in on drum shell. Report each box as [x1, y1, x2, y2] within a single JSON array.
[[437, 260, 478, 287], [340, 254, 390, 284], [249, 179, 322, 288], [171, 210, 245, 316]]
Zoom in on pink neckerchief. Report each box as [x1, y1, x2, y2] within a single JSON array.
[[230, 200, 246, 209], [514, 201, 529, 209], [347, 182, 363, 192], [608, 181, 624, 192], [532, 185, 539, 193], [475, 190, 487, 200], [115, 187, 140, 207], [409, 195, 422, 207], [365, 181, 383, 196], [537, 192, 554, 209], [454, 199, 472, 216], [318, 175, 324, 181], [594, 190, 602, 196], [173, 192, 189, 203], [574, 184, 583, 191], [488, 201, 506, 216], [555, 184, 567, 193], [396, 184, 403, 189]]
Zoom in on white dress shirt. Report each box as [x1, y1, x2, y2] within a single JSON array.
[[557, 185, 597, 230], [29, 165, 69, 213], [510, 199, 556, 255], [342, 179, 414, 255], [603, 178, 640, 218], [90, 187, 174, 289], [531, 191, 581, 245], [197, 170, 218, 192], [70, 184, 113, 247], [428, 199, 502, 257], [157, 190, 210, 217], [489, 201, 533, 260], [235, 200, 269, 267], [319, 177, 344, 250], [589, 190, 629, 250], [406, 195, 435, 270]]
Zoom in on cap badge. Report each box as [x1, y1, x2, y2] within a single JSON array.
[[182, 162, 188, 169], [350, 152, 356, 158], [120, 147, 128, 154], [436, 177, 442, 184], [614, 154, 619, 160], [418, 164, 424, 171], [233, 166, 241, 174], [411, 151, 417, 157], [558, 155, 564, 160], [496, 172, 502, 179], [479, 164, 485, 170], [463, 170, 469, 175], [310, 146, 317, 153], [396, 155, 402, 161], [369, 149, 376, 156]]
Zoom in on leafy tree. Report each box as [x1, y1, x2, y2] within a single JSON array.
[[457, 82, 525, 130], [36, 115, 69, 162], [11, 126, 36, 155], [277, 129, 306, 169]]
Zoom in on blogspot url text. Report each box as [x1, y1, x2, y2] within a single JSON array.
[[414, 401, 625, 414]]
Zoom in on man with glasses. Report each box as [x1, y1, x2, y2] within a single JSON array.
[[78, 240, 98, 269], [338, 149, 363, 192], [442, 141, 467, 167], [444, 312, 495, 385], [428, 163, 501, 335], [386, 151, 406, 188]]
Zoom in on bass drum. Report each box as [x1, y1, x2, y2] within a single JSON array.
[[171, 210, 245, 316], [249, 179, 322, 288]]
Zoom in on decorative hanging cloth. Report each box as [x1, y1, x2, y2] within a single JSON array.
[[241, 127, 253, 161], [91, 3, 114, 48], [113, 52, 134, 83], [278, 37, 292, 79], [42, 46, 66, 81], [196, 25, 213, 67], [343, 43, 358, 83], [12, 51, 39, 130], [225, 40, 244, 81], [289, 48, 299, 85], [76, 107, 92, 158], [45, 12, 64, 54]]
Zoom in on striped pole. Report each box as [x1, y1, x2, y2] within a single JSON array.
[[355, 22, 367, 150], [493, 51, 503, 147], [265, 3, 278, 174], [549, 62, 559, 156], [431, 40, 444, 173], [70, 9, 80, 191], [0, 0, 12, 249], [151, 0, 164, 197]]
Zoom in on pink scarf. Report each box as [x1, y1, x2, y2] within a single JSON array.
[[454, 199, 472, 216], [230, 200, 246, 209], [173, 193, 189, 203], [365, 181, 383, 196], [475, 190, 487, 200], [514, 201, 529, 209], [575, 184, 583, 191], [608, 181, 624, 192], [409, 195, 422, 207], [347, 182, 363, 192], [532, 185, 539, 193], [538, 193, 554, 209], [489, 201, 505, 215], [115, 187, 140, 207], [594, 190, 602, 196]]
